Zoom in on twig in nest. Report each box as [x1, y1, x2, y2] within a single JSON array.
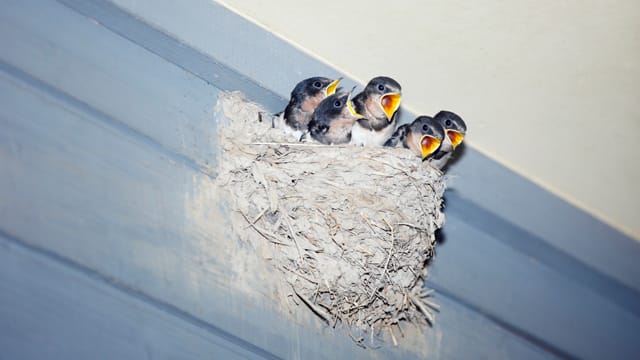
[[397, 222, 428, 231], [370, 158, 417, 178], [407, 178, 431, 219], [328, 233, 344, 252], [423, 299, 441, 311], [362, 215, 386, 243], [410, 294, 434, 325], [282, 266, 318, 285], [287, 293, 300, 306], [396, 322, 405, 338], [239, 211, 289, 246], [252, 207, 268, 224], [369, 171, 396, 178], [370, 324, 374, 347], [382, 218, 396, 283], [285, 217, 305, 264], [251, 142, 349, 148], [416, 289, 440, 311], [322, 180, 343, 188], [229, 144, 259, 157], [388, 326, 398, 347], [373, 221, 392, 233], [291, 285, 331, 325], [420, 288, 435, 297]]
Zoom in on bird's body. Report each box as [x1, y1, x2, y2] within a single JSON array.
[[308, 91, 364, 145], [350, 76, 402, 147], [351, 117, 399, 148], [384, 116, 445, 160], [278, 76, 341, 140], [428, 111, 467, 170], [383, 123, 409, 148]]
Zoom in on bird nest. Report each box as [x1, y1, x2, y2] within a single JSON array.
[[214, 91, 445, 347]]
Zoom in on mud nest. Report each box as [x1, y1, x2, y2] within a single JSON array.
[[214, 91, 445, 346]]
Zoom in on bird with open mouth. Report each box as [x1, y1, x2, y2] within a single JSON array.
[[384, 115, 445, 160], [350, 76, 402, 147], [429, 110, 467, 170]]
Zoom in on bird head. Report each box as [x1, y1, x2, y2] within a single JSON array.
[[314, 91, 364, 122], [434, 110, 467, 148], [291, 76, 342, 107], [366, 76, 402, 121], [409, 116, 445, 159]]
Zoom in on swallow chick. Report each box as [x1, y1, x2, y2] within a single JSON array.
[[278, 76, 342, 140], [429, 110, 467, 170], [384, 116, 445, 160], [308, 91, 364, 145], [350, 76, 402, 147]]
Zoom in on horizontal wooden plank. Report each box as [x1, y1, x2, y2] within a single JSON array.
[[77, 0, 345, 107], [0, 233, 553, 360], [441, 190, 640, 317], [445, 148, 640, 293], [0, 53, 556, 359], [0, 235, 276, 360], [427, 207, 640, 359], [0, 0, 221, 171], [58, 0, 287, 113]]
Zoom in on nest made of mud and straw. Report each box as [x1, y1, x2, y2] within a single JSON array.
[[215, 92, 445, 346]]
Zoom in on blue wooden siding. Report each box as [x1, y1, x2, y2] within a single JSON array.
[[1, 1, 639, 359]]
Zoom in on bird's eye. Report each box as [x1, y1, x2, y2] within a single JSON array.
[[445, 119, 452, 127], [333, 100, 342, 107], [377, 84, 385, 91], [422, 124, 430, 132], [313, 81, 322, 88]]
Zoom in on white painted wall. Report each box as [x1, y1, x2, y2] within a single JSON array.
[[217, 0, 640, 239]]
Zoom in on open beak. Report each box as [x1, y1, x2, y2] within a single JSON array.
[[447, 130, 465, 148], [420, 135, 441, 159], [347, 93, 364, 118], [347, 99, 364, 118], [325, 78, 342, 96], [380, 93, 401, 120]]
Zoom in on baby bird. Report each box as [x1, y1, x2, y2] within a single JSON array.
[[429, 110, 467, 170], [384, 116, 445, 160], [279, 76, 342, 139], [350, 76, 402, 147], [308, 91, 364, 145]]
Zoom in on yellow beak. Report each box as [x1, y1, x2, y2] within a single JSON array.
[[325, 78, 342, 96], [380, 93, 402, 120], [447, 130, 465, 148], [420, 135, 442, 159], [347, 99, 364, 118]]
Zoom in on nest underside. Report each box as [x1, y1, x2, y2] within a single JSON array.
[[214, 92, 446, 346]]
